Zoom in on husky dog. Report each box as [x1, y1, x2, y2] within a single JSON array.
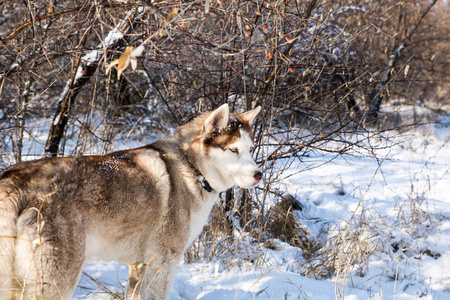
[[0, 104, 262, 300]]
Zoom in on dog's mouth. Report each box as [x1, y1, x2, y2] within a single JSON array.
[[235, 170, 263, 188]]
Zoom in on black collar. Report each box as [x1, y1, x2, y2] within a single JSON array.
[[197, 174, 214, 193]]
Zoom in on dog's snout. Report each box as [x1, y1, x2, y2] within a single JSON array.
[[254, 171, 263, 181]]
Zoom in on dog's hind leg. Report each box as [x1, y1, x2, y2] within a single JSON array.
[[0, 191, 19, 299], [10, 208, 86, 300]]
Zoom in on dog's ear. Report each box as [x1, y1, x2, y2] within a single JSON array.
[[240, 106, 261, 125], [204, 103, 229, 132]]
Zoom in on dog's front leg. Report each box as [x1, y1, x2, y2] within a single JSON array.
[[126, 262, 146, 299], [126, 257, 179, 300]]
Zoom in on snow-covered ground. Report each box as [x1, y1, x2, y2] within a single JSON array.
[[71, 110, 450, 300]]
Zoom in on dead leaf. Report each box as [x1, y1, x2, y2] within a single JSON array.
[[106, 46, 133, 79], [105, 60, 118, 76], [159, 29, 167, 37], [404, 64, 410, 78], [117, 46, 133, 79], [106, 45, 145, 79], [130, 58, 137, 70], [131, 45, 145, 58], [166, 8, 180, 22], [302, 69, 309, 78]]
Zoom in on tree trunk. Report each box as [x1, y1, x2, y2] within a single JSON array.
[[364, 45, 403, 124], [364, 0, 439, 125], [45, 62, 98, 156], [14, 79, 31, 163]]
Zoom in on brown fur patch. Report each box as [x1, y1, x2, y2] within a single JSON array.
[[204, 114, 252, 149]]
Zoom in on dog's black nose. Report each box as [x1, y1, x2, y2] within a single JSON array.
[[254, 171, 263, 181]]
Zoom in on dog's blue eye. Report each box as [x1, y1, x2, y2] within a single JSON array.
[[230, 148, 238, 154], [250, 147, 254, 153]]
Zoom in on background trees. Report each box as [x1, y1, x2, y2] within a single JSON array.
[[1, 0, 449, 283]]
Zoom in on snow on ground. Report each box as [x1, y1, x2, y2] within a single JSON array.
[[1, 105, 447, 299], [72, 111, 450, 299]]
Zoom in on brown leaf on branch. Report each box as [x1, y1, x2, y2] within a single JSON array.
[[106, 46, 133, 79]]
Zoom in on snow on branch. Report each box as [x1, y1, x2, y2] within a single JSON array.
[[45, 7, 146, 156], [330, 5, 368, 21]]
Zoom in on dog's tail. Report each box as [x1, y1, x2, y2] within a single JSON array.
[[0, 186, 18, 298]]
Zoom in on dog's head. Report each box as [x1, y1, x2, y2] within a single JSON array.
[[177, 104, 262, 192]]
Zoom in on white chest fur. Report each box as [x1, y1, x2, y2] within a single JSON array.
[[187, 192, 218, 246]]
